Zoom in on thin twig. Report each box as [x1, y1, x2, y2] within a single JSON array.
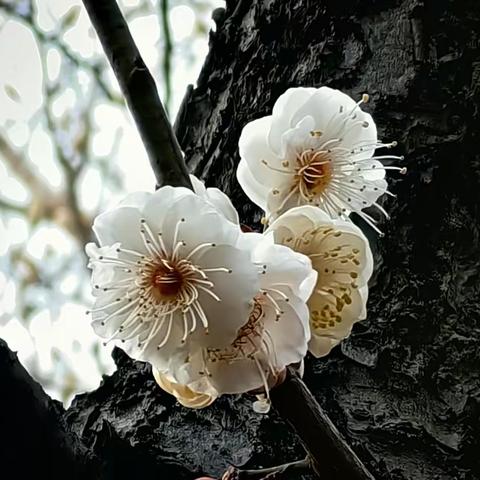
[[223, 457, 311, 480], [0, 134, 54, 200], [270, 367, 375, 480], [159, 0, 173, 114], [0, 197, 27, 214], [81, 0, 192, 189], [0, 1, 121, 103]]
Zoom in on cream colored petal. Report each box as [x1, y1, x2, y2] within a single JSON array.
[[152, 368, 217, 409], [308, 336, 340, 358]]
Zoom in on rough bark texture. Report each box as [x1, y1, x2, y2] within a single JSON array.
[[1, 0, 480, 479]]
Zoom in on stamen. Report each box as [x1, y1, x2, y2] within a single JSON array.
[[141, 219, 166, 256], [202, 267, 232, 273], [261, 159, 294, 174], [156, 312, 174, 349], [172, 240, 186, 261], [185, 242, 215, 261], [173, 218, 185, 249], [253, 356, 271, 413], [116, 247, 145, 259], [264, 288, 289, 301], [192, 300, 209, 331], [196, 284, 221, 302], [348, 93, 369, 116], [274, 185, 299, 214]]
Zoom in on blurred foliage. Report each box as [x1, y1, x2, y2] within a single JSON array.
[[0, 0, 221, 404]]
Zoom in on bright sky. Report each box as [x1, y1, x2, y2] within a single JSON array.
[[0, 0, 223, 404]]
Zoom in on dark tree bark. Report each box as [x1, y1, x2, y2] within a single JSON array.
[[1, 0, 480, 479]]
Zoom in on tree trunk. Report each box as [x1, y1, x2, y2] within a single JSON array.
[[1, 0, 480, 479]]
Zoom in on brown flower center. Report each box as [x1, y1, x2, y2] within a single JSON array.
[[151, 261, 184, 299], [295, 150, 333, 198]]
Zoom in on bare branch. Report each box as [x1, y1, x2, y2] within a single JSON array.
[[270, 367, 375, 480], [81, 0, 192, 189]]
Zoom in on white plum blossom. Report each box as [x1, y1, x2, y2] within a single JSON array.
[[168, 233, 317, 411], [152, 367, 217, 409], [237, 86, 405, 232], [85, 185, 260, 372], [267, 206, 373, 358]]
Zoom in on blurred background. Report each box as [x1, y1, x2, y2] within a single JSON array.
[[0, 0, 222, 404]]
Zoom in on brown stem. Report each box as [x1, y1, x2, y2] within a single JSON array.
[[270, 367, 375, 480], [81, 0, 192, 190]]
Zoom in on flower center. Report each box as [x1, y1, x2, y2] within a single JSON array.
[[151, 260, 184, 299], [295, 149, 333, 198]]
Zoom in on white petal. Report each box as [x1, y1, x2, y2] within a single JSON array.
[[263, 296, 310, 367], [119, 191, 151, 209], [236, 230, 264, 253], [204, 188, 239, 225], [208, 352, 267, 395], [238, 116, 288, 186], [341, 111, 377, 157], [236, 160, 270, 211], [190, 174, 240, 224], [93, 206, 147, 253], [267, 206, 318, 240], [189, 174, 207, 196], [268, 87, 317, 153], [129, 310, 189, 368], [141, 185, 193, 234], [253, 240, 316, 300], [291, 87, 354, 132], [193, 244, 260, 347], [170, 347, 265, 396], [279, 115, 315, 158], [161, 194, 239, 254], [85, 242, 122, 292]]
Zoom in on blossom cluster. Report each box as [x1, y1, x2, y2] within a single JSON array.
[[86, 87, 401, 411]]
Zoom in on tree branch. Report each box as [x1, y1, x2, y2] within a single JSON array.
[[81, 0, 192, 189], [270, 367, 375, 480], [0, 339, 98, 479]]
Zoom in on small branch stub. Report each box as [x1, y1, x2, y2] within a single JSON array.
[[222, 457, 312, 480]]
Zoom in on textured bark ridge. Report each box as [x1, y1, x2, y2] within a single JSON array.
[[1, 1, 480, 479]]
